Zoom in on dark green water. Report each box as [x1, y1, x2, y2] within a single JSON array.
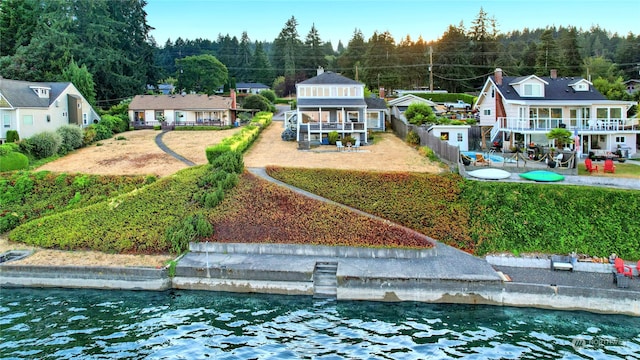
[[1, 288, 639, 359]]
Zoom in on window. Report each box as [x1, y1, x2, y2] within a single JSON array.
[[523, 83, 541, 96], [615, 136, 625, 143], [596, 108, 608, 119], [347, 111, 359, 122], [3, 114, 10, 128], [457, 133, 463, 142], [440, 132, 449, 141], [155, 110, 164, 120], [83, 113, 88, 125], [134, 111, 145, 122], [610, 108, 622, 119], [483, 109, 491, 116], [23, 115, 33, 125]]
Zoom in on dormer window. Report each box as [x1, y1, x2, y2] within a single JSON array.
[[29, 86, 50, 99], [523, 83, 542, 97]]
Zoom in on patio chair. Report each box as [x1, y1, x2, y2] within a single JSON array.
[[353, 139, 360, 152], [603, 159, 616, 173], [336, 141, 345, 152], [614, 258, 633, 278], [475, 153, 490, 166], [584, 158, 598, 173]]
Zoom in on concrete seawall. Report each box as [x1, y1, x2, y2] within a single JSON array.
[[2, 244, 639, 316]]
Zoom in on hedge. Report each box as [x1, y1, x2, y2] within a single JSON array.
[[9, 166, 209, 253], [0, 152, 29, 172], [205, 111, 272, 163]]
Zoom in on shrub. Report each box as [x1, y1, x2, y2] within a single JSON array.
[[0, 151, 29, 171], [259, 89, 276, 103], [93, 124, 112, 141], [211, 151, 244, 174], [242, 94, 273, 112], [406, 130, 420, 146], [99, 114, 128, 134], [6, 130, 19, 143], [0, 143, 19, 156], [56, 125, 84, 154], [405, 103, 436, 125], [165, 212, 213, 254], [83, 126, 97, 146], [418, 146, 438, 162], [328, 131, 339, 145], [28, 131, 62, 159]]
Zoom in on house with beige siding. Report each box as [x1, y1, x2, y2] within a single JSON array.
[[128, 93, 235, 127], [0, 78, 100, 143]]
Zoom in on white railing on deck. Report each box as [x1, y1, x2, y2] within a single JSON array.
[[498, 117, 636, 132]]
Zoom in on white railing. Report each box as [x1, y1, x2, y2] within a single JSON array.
[[498, 117, 636, 132]]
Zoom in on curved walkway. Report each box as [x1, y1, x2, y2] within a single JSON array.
[[154, 131, 196, 166]]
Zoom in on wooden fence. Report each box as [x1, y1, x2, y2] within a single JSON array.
[[390, 116, 460, 164]]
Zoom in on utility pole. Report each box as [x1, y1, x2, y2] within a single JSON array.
[[429, 46, 434, 92], [355, 64, 358, 81]]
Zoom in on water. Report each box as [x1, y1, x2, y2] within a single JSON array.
[[463, 151, 517, 163], [1, 288, 639, 359]]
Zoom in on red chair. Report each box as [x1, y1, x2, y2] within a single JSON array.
[[614, 258, 633, 278], [637, 260, 640, 275], [603, 159, 616, 173], [585, 158, 598, 173]]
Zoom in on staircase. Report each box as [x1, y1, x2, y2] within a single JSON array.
[[313, 262, 338, 299]]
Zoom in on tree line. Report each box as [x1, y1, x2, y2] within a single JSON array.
[[2, 2, 638, 108]]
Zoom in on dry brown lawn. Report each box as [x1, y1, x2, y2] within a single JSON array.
[[2, 121, 443, 267]]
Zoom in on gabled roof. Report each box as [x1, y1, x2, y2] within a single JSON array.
[[387, 94, 436, 107], [236, 82, 269, 89], [128, 94, 232, 110], [508, 75, 549, 86], [490, 75, 607, 101], [297, 71, 362, 86], [364, 96, 388, 110], [0, 78, 71, 108]]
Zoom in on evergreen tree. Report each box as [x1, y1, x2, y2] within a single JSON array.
[[301, 24, 328, 78], [336, 29, 366, 80], [615, 33, 640, 80], [535, 29, 560, 76], [61, 60, 97, 106], [363, 31, 399, 90], [559, 27, 583, 76], [0, 0, 39, 56], [251, 41, 274, 85], [272, 16, 303, 95], [396, 35, 428, 89], [236, 32, 253, 82], [433, 24, 473, 92], [468, 7, 498, 88]]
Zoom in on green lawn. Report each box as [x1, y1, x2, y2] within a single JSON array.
[[577, 161, 640, 178]]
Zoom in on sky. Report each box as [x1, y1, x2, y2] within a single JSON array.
[[146, 0, 639, 47]]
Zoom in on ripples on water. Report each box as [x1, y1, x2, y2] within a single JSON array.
[[1, 288, 639, 359]]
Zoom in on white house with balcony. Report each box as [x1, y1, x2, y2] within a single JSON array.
[[475, 68, 638, 157], [288, 68, 371, 144]]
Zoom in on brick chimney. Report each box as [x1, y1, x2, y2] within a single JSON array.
[[317, 66, 324, 76], [550, 69, 558, 79], [494, 68, 503, 86], [379, 87, 385, 99], [230, 88, 236, 109]]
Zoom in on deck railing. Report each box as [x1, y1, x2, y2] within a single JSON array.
[[498, 117, 638, 132], [303, 122, 366, 132]]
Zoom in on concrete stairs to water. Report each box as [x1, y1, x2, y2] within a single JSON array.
[[313, 261, 338, 299]]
